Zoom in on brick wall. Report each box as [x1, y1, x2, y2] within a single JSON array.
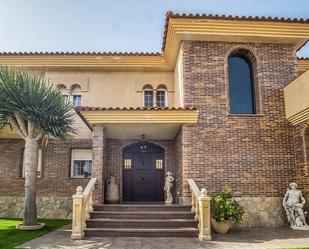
[[0, 138, 92, 197], [179, 41, 298, 200], [293, 121, 309, 198]]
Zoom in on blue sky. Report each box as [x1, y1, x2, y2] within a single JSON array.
[[0, 0, 308, 57]]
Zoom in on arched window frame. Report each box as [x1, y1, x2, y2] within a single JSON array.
[[156, 87, 168, 108], [71, 84, 82, 107], [143, 86, 154, 108], [227, 49, 259, 115]]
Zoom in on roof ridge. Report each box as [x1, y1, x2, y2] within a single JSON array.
[[0, 51, 162, 56], [298, 57, 309, 60]]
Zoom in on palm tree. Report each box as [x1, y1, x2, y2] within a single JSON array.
[[0, 66, 75, 227]]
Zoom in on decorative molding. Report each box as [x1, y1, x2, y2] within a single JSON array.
[[287, 106, 309, 125], [298, 59, 309, 73], [77, 109, 199, 125]]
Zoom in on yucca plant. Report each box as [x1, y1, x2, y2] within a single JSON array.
[[0, 66, 75, 227]]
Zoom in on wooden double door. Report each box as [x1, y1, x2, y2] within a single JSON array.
[[123, 142, 165, 202]]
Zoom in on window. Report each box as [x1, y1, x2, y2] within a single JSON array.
[[22, 148, 43, 178], [155, 159, 163, 170], [124, 159, 132, 170], [63, 95, 69, 102], [228, 54, 255, 114], [156, 89, 167, 107], [144, 89, 153, 107], [73, 95, 81, 107], [71, 149, 92, 178]]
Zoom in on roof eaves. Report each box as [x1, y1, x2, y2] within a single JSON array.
[[162, 11, 309, 51]]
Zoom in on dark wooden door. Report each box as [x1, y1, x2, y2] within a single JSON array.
[[123, 142, 164, 202]]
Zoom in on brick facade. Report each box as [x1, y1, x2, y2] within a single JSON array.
[[0, 138, 92, 197], [0, 137, 177, 203], [293, 121, 309, 198], [0, 40, 308, 227], [179, 41, 298, 201]]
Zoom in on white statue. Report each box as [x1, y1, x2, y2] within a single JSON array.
[[283, 182, 309, 230], [164, 171, 174, 205]]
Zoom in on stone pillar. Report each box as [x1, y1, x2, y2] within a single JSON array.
[[198, 188, 211, 241], [71, 186, 85, 240], [92, 125, 105, 203]]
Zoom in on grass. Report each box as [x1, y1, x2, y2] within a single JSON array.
[[0, 218, 71, 249]]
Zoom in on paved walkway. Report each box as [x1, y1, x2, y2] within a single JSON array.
[[16, 225, 309, 249]]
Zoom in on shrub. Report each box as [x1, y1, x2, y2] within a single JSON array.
[[211, 187, 245, 224]]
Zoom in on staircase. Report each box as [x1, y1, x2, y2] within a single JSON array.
[[85, 204, 198, 237]]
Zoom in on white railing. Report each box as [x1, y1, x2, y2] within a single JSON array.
[[71, 178, 97, 240], [188, 179, 211, 241]]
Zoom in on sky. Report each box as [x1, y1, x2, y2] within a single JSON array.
[[0, 0, 308, 57]]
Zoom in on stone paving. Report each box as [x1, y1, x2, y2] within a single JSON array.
[[16, 225, 309, 249]]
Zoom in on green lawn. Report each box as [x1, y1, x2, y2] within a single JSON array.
[[0, 218, 70, 249]]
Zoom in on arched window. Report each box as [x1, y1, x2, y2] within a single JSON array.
[[156, 86, 167, 108], [71, 84, 82, 107], [56, 84, 70, 102], [228, 53, 255, 114], [143, 85, 153, 108]]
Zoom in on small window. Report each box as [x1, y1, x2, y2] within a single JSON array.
[[155, 159, 163, 170], [144, 89, 153, 108], [124, 159, 132, 170], [156, 90, 167, 107], [71, 149, 92, 178], [63, 95, 69, 102], [22, 148, 43, 178], [73, 95, 82, 107]]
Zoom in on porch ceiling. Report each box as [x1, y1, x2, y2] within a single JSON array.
[[75, 107, 199, 140]]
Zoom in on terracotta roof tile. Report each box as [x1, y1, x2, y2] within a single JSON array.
[[162, 11, 309, 51], [0, 51, 162, 56], [75, 106, 197, 111]]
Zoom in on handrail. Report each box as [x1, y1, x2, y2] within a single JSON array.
[[188, 179, 211, 241], [188, 179, 201, 198], [71, 178, 97, 240], [83, 178, 97, 197]]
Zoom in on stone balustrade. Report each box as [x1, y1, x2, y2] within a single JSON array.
[[188, 179, 211, 241], [71, 177, 97, 240]]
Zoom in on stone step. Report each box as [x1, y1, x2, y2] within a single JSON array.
[[84, 227, 198, 237], [86, 218, 197, 228], [89, 211, 195, 220], [93, 204, 191, 212]]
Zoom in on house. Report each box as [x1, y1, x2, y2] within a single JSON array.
[[1, 12, 309, 231]]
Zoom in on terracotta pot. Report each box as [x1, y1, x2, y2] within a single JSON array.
[[211, 218, 232, 234], [105, 176, 120, 203]]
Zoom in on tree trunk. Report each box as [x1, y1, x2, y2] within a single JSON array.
[[23, 137, 39, 226]]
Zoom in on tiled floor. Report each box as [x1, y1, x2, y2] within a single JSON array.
[[16, 225, 309, 249]]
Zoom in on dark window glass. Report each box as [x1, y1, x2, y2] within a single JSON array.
[[144, 90, 153, 107], [228, 56, 255, 114]]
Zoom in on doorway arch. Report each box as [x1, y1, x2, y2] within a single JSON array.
[[122, 142, 165, 202]]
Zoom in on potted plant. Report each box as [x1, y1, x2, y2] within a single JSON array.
[[211, 187, 244, 234]]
